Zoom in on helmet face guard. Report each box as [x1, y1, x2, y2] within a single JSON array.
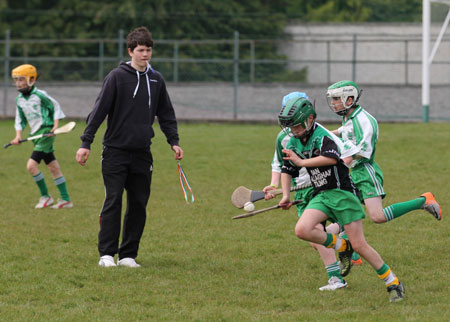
[[326, 80, 361, 116], [278, 97, 316, 139], [11, 64, 37, 87]]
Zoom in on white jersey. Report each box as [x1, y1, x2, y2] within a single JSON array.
[[337, 105, 378, 167], [14, 86, 65, 135], [271, 122, 358, 186]]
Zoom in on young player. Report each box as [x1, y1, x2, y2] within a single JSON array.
[[278, 96, 405, 303], [263, 91, 360, 290], [76, 27, 183, 268], [326, 80, 442, 224], [9, 64, 73, 209]]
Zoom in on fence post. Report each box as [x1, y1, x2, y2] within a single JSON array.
[[3, 30, 10, 117], [118, 29, 124, 62], [233, 31, 239, 119], [352, 34, 357, 82], [404, 40, 408, 86], [326, 40, 331, 84], [250, 40, 255, 83], [173, 41, 179, 82]]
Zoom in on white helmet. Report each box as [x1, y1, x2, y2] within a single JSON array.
[[326, 80, 361, 116]]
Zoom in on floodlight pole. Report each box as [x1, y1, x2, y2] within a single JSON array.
[[422, 0, 430, 123]]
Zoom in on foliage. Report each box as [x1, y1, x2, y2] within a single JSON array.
[[0, 0, 424, 39], [0, 120, 449, 320], [0, 1, 424, 83]]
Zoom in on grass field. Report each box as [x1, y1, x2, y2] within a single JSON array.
[[0, 120, 449, 321]]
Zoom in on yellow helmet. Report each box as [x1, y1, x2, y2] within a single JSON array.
[[11, 64, 37, 86]]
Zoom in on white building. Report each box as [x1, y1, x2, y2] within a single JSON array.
[[280, 23, 450, 85]]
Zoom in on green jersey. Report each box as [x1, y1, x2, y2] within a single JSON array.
[[282, 123, 358, 197], [272, 123, 358, 187], [14, 86, 65, 135]]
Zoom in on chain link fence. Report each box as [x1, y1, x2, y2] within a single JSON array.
[[1, 30, 449, 122]]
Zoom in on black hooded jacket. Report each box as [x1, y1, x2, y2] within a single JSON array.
[[80, 62, 179, 151]]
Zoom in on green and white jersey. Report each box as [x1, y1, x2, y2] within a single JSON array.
[[14, 86, 65, 135], [282, 123, 358, 196], [337, 105, 378, 167], [272, 123, 358, 187], [272, 129, 310, 187]]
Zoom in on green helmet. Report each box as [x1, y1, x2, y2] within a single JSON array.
[[326, 80, 361, 116], [278, 97, 316, 138]]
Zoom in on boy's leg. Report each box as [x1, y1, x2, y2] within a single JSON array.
[[340, 231, 362, 265], [296, 214, 347, 291], [313, 243, 348, 291], [343, 220, 383, 269], [295, 209, 330, 244], [27, 157, 53, 208], [47, 159, 71, 203], [380, 194, 442, 222], [295, 190, 346, 290], [344, 220, 405, 302], [98, 147, 129, 259], [28, 158, 47, 196], [118, 150, 152, 261], [356, 162, 441, 222]]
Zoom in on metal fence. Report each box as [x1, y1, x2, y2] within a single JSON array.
[[1, 30, 450, 121]]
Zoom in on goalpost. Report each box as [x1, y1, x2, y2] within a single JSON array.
[[422, 0, 450, 122]]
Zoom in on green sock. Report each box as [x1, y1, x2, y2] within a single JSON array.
[[352, 252, 361, 261], [383, 197, 425, 221], [326, 261, 343, 281], [54, 176, 70, 201], [33, 172, 49, 197]]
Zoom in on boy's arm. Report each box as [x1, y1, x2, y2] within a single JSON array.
[[351, 117, 377, 160], [51, 119, 59, 133], [11, 129, 23, 145], [264, 132, 286, 197], [14, 105, 27, 132], [282, 149, 337, 168], [155, 78, 180, 147], [80, 73, 116, 149], [279, 173, 292, 209]]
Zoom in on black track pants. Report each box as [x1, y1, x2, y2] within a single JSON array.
[[98, 146, 153, 259]]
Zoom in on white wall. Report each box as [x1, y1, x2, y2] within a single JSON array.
[[280, 23, 450, 85]]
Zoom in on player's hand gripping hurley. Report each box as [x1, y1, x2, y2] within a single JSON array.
[[4, 121, 76, 149], [231, 182, 311, 208]]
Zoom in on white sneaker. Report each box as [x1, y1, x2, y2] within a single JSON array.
[[35, 196, 54, 208], [117, 257, 141, 268], [319, 276, 348, 291], [51, 199, 73, 209], [98, 255, 116, 267]]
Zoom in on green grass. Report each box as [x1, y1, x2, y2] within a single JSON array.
[[0, 120, 449, 321]]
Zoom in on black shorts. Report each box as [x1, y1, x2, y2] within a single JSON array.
[[30, 151, 56, 165]]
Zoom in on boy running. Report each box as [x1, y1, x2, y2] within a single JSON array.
[[9, 64, 73, 209], [263, 91, 360, 290], [326, 80, 442, 223], [278, 97, 405, 303]]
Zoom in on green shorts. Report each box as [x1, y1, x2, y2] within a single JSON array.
[[305, 189, 365, 226], [294, 186, 315, 217], [351, 161, 385, 202], [32, 127, 55, 153]]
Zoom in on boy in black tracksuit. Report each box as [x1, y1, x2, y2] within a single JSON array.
[[76, 27, 184, 268]]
